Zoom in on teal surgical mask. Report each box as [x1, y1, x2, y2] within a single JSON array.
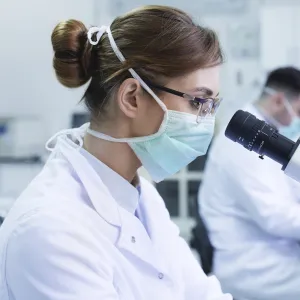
[[88, 111, 214, 183], [85, 25, 215, 182]]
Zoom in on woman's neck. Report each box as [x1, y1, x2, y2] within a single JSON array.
[[83, 134, 141, 183]]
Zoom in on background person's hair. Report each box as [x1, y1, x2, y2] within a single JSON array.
[[264, 67, 300, 100], [51, 5, 223, 121]]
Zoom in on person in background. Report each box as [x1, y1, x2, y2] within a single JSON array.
[[199, 67, 300, 300], [0, 5, 231, 300]]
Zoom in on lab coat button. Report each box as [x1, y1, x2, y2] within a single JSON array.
[[131, 236, 136, 243], [158, 272, 164, 279]]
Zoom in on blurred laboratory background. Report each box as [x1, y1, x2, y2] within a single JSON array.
[[0, 0, 299, 239]]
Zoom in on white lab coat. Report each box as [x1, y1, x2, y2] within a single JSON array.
[[200, 104, 300, 300], [0, 127, 231, 300]]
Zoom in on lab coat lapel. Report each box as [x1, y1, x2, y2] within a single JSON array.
[[58, 138, 121, 227], [137, 185, 179, 268], [139, 187, 175, 245], [116, 208, 167, 272]]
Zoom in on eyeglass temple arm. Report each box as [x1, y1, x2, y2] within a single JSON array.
[[144, 80, 185, 98]]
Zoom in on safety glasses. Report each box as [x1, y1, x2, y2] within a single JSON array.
[[145, 81, 222, 123]]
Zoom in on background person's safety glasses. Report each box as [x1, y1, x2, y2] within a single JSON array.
[[146, 81, 222, 123]]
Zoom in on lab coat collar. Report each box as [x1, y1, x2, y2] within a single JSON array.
[[80, 148, 140, 215], [49, 131, 169, 273], [115, 185, 170, 274]]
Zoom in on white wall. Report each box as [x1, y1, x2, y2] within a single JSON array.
[[201, 0, 262, 128], [0, 0, 95, 141], [260, 1, 300, 71], [0, 0, 97, 198]]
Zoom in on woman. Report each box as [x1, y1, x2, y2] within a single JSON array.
[[0, 5, 231, 300]]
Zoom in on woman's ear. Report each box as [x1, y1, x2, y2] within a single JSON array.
[[117, 78, 143, 118]]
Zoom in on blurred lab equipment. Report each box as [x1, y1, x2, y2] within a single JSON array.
[[0, 197, 15, 220], [71, 112, 90, 128], [0, 116, 45, 159], [0, 116, 45, 221]]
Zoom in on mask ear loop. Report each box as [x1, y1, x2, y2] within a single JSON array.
[[106, 27, 167, 113]]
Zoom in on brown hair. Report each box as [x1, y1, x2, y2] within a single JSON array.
[[51, 5, 223, 119]]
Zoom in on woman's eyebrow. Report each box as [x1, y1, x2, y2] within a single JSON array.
[[191, 87, 219, 97]]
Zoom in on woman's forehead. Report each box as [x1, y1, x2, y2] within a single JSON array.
[[168, 66, 220, 95]]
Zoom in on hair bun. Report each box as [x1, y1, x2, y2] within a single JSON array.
[[51, 19, 93, 88]]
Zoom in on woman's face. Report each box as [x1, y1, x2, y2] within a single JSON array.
[[116, 65, 220, 138]]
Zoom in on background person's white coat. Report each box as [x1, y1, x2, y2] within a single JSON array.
[[199, 104, 300, 300], [0, 129, 231, 300]]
